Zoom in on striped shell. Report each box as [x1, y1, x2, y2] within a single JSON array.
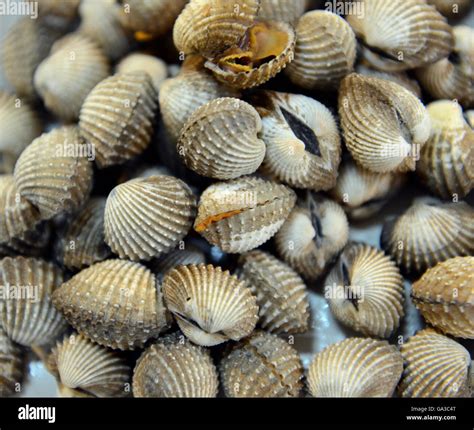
[[133, 333, 219, 397], [275, 196, 349, 281], [0, 327, 25, 397], [307, 338, 403, 397], [417, 100, 474, 199], [257, 0, 307, 23], [256, 91, 341, 190], [79, 72, 158, 168], [346, 0, 454, 71], [237, 250, 310, 334], [411, 256, 474, 339], [51, 333, 131, 397], [52, 259, 170, 350], [194, 176, 296, 253], [0, 257, 67, 347], [220, 331, 303, 397], [399, 328, 471, 397], [325, 242, 404, 338], [381, 198, 474, 275], [34, 33, 110, 121], [151, 244, 206, 280], [339, 73, 431, 173], [178, 97, 265, 179], [13, 126, 93, 220], [104, 175, 196, 261], [162, 264, 258, 346], [285, 11, 356, 90]]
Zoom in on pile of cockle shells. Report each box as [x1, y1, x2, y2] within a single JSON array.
[[0, 0, 473, 398]]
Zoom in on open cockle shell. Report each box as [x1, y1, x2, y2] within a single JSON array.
[[0, 326, 25, 397], [307, 337, 403, 397], [162, 264, 258, 346]]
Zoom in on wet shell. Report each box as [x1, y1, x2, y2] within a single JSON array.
[[51, 333, 131, 397], [13, 126, 93, 220], [339, 73, 431, 173], [151, 244, 206, 280], [256, 91, 341, 190], [0, 257, 67, 347], [346, 0, 454, 72], [275, 196, 349, 281], [56, 197, 111, 270], [52, 259, 170, 350], [0, 327, 25, 397], [285, 11, 356, 90], [178, 98, 265, 179], [237, 250, 310, 334], [381, 198, 474, 275], [34, 33, 110, 121], [427, 0, 472, 20], [257, 0, 307, 23], [220, 331, 303, 397], [411, 256, 474, 339], [399, 328, 471, 397], [79, 72, 158, 168], [307, 338, 403, 397], [194, 176, 296, 253], [325, 242, 405, 338], [133, 333, 219, 397], [104, 175, 196, 261], [162, 264, 258, 346]]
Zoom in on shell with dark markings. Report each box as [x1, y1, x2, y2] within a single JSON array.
[[0, 327, 25, 397]]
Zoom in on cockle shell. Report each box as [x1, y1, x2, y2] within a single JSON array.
[[52, 259, 170, 350], [399, 328, 472, 397], [325, 242, 404, 338], [79, 72, 158, 168], [133, 333, 219, 397], [255, 91, 341, 190], [0, 257, 67, 347], [104, 175, 196, 261], [411, 256, 474, 339], [55, 197, 111, 270], [178, 97, 265, 179], [427, 0, 472, 20], [162, 264, 258, 346], [307, 337, 403, 397], [34, 33, 110, 121], [237, 250, 310, 334], [275, 195, 349, 281], [339, 73, 431, 173], [151, 244, 206, 280], [0, 327, 25, 397], [346, 0, 454, 72], [13, 126, 93, 220], [194, 176, 296, 253], [257, 0, 307, 24], [220, 331, 303, 397], [285, 11, 356, 90], [381, 198, 474, 275], [51, 333, 131, 397]]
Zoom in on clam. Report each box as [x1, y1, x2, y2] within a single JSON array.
[[104, 175, 196, 261], [13, 126, 93, 221], [275, 195, 349, 281], [399, 328, 472, 397], [325, 242, 404, 338], [220, 331, 303, 397], [307, 338, 403, 397], [0, 256, 67, 347], [285, 11, 356, 90], [178, 97, 265, 179], [133, 333, 219, 397], [255, 91, 341, 190], [79, 72, 158, 168], [52, 259, 170, 350], [339, 73, 431, 173], [381, 198, 474, 275], [34, 33, 110, 121], [162, 264, 258, 346], [194, 176, 296, 253], [237, 250, 310, 334], [427, 0, 472, 20], [411, 256, 474, 339], [346, 0, 454, 71], [0, 327, 25, 397], [257, 0, 307, 24]]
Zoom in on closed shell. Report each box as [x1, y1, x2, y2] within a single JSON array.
[[411, 256, 474, 339], [307, 338, 403, 397], [162, 264, 258, 346], [0, 327, 25, 397], [258, 0, 307, 23]]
